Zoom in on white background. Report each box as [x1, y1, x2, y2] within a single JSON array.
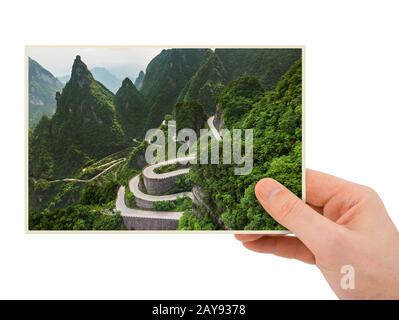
[[1, 0, 399, 300]]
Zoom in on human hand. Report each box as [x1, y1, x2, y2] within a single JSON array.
[[235, 169, 399, 299]]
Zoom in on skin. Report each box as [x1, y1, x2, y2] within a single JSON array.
[[235, 169, 399, 299]]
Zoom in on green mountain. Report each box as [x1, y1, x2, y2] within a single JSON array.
[[176, 48, 301, 117], [28, 57, 64, 127], [140, 48, 209, 130], [115, 78, 146, 139], [189, 59, 302, 230], [30, 55, 125, 178], [58, 67, 122, 93], [134, 70, 145, 90], [178, 51, 228, 115], [215, 48, 301, 90]]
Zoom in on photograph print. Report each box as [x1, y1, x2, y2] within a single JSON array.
[[27, 46, 303, 231]]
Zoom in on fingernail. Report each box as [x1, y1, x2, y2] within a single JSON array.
[[255, 179, 281, 202]]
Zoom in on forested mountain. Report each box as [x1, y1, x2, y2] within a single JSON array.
[[115, 77, 146, 139], [58, 67, 122, 93], [30, 55, 125, 179], [177, 51, 228, 115], [28, 57, 63, 127], [215, 48, 301, 90], [133, 48, 300, 132], [175, 48, 301, 118], [140, 48, 209, 130], [189, 59, 302, 230], [134, 70, 145, 90]]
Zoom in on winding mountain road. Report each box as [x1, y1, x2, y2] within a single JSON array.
[[116, 187, 183, 220], [115, 156, 195, 229], [116, 116, 221, 230], [142, 155, 195, 180], [207, 115, 222, 141], [129, 171, 194, 207], [48, 158, 126, 183]]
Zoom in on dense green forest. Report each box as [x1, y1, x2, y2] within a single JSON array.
[[29, 48, 302, 231], [189, 60, 302, 230], [175, 100, 207, 134]]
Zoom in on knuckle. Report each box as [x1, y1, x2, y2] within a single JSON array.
[[358, 185, 381, 201], [363, 186, 378, 197]]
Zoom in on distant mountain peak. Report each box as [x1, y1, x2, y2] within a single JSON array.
[[58, 65, 121, 93], [115, 76, 145, 139], [70, 55, 93, 87], [134, 70, 145, 90], [122, 77, 134, 87], [28, 57, 63, 127]]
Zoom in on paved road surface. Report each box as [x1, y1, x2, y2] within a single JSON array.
[[115, 187, 183, 220], [142, 155, 195, 180], [49, 158, 126, 183], [129, 174, 194, 203], [207, 116, 222, 141]]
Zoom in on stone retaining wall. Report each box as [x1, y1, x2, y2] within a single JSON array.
[[143, 173, 184, 195], [134, 196, 156, 209], [122, 215, 179, 230]]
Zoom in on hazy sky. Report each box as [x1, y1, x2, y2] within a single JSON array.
[[27, 46, 164, 80]]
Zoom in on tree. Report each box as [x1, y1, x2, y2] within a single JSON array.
[[175, 100, 207, 134]]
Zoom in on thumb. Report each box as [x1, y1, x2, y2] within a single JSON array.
[[255, 178, 337, 250]]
